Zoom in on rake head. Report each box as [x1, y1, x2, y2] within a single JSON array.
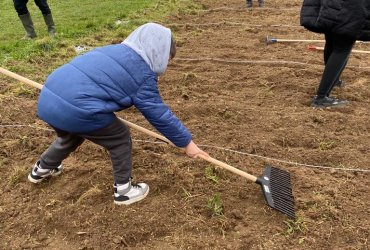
[[256, 166, 295, 218], [265, 35, 277, 45]]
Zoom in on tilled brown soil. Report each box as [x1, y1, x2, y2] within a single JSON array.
[[1, 0, 370, 249]]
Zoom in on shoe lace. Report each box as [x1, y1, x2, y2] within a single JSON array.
[[129, 177, 141, 189], [131, 183, 142, 189]]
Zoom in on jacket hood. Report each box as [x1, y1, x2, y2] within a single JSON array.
[[122, 23, 172, 75]]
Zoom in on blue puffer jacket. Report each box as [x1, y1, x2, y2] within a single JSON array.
[[37, 44, 192, 147]]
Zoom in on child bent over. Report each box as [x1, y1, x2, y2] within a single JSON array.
[[29, 23, 208, 205]]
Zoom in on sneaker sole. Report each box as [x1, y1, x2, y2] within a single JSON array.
[[311, 103, 347, 108], [114, 187, 150, 206], [28, 174, 44, 184], [27, 169, 63, 184]]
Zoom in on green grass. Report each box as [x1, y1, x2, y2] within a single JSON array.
[[0, 1, 148, 59], [0, 0, 200, 69], [283, 217, 307, 236], [207, 193, 224, 216], [8, 165, 28, 187], [204, 166, 219, 184]]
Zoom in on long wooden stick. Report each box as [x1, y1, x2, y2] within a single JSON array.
[[0, 67, 43, 89], [0, 66, 258, 182], [270, 38, 325, 43], [266, 36, 368, 45], [308, 45, 370, 54]]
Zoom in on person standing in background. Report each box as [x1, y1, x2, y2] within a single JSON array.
[[300, 0, 370, 108], [246, 0, 264, 8], [13, 0, 56, 39]]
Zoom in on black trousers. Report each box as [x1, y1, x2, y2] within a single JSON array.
[[13, 0, 51, 15], [316, 32, 355, 98], [39, 117, 133, 184]]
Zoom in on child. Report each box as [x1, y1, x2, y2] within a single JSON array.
[[246, 0, 264, 8], [29, 22, 208, 205]]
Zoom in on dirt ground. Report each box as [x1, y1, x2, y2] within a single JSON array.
[[1, 0, 370, 249]]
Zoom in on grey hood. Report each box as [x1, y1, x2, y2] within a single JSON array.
[[122, 23, 172, 75]]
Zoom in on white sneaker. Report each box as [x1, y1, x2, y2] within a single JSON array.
[[113, 179, 149, 205], [28, 161, 63, 183]]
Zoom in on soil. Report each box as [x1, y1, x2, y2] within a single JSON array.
[[1, 0, 369, 249]]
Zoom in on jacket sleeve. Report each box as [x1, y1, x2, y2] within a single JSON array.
[[132, 76, 192, 148]]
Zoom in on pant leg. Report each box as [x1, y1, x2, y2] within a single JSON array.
[[323, 33, 334, 65], [13, 0, 29, 15], [79, 118, 132, 185], [316, 33, 355, 98], [40, 128, 85, 169], [34, 0, 51, 15], [324, 33, 349, 86]]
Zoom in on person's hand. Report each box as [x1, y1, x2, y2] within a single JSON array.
[[184, 140, 209, 158]]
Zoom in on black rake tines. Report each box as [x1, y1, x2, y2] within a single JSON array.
[[256, 166, 295, 218]]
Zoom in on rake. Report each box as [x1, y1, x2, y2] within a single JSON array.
[[0, 66, 295, 218], [265, 35, 325, 45], [266, 36, 368, 46], [308, 45, 370, 54]]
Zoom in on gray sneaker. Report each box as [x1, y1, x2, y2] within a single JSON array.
[[28, 161, 63, 183], [246, 0, 252, 7], [311, 96, 348, 108], [113, 180, 149, 205]]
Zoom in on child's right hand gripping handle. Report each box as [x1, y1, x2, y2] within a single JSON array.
[[184, 140, 209, 158]]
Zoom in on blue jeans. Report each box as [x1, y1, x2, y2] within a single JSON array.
[[13, 0, 51, 15]]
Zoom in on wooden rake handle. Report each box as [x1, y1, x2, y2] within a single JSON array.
[[273, 38, 325, 43], [0, 66, 258, 183], [0, 67, 43, 89], [121, 119, 257, 182], [197, 155, 257, 182], [265, 36, 325, 44], [308, 45, 370, 54]]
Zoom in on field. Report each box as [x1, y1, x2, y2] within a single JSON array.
[[1, 0, 370, 249]]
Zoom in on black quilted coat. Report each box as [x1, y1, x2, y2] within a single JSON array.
[[300, 0, 370, 41]]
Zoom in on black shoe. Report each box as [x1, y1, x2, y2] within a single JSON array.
[[334, 80, 345, 88], [246, 1, 252, 7], [311, 96, 348, 108]]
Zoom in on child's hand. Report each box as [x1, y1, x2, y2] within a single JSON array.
[[184, 140, 209, 158]]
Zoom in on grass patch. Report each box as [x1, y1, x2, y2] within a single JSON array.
[[8, 165, 28, 187], [204, 166, 219, 184], [284, 216, 307, 236], [5, 82, 37, 98], [318, 140, 336, 150], [76, 186, 102, 204], [0, 0, 201, 72], [207, 193, 224, 216]]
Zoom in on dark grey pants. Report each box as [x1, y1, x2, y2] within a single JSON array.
[[39, 117, 132, 184], [13, 0, 52, 15]]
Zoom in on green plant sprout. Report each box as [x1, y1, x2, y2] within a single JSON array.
[[207, 193, 224, 216], [284, 216, 307, 236], [204, 166, 219, 184]]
